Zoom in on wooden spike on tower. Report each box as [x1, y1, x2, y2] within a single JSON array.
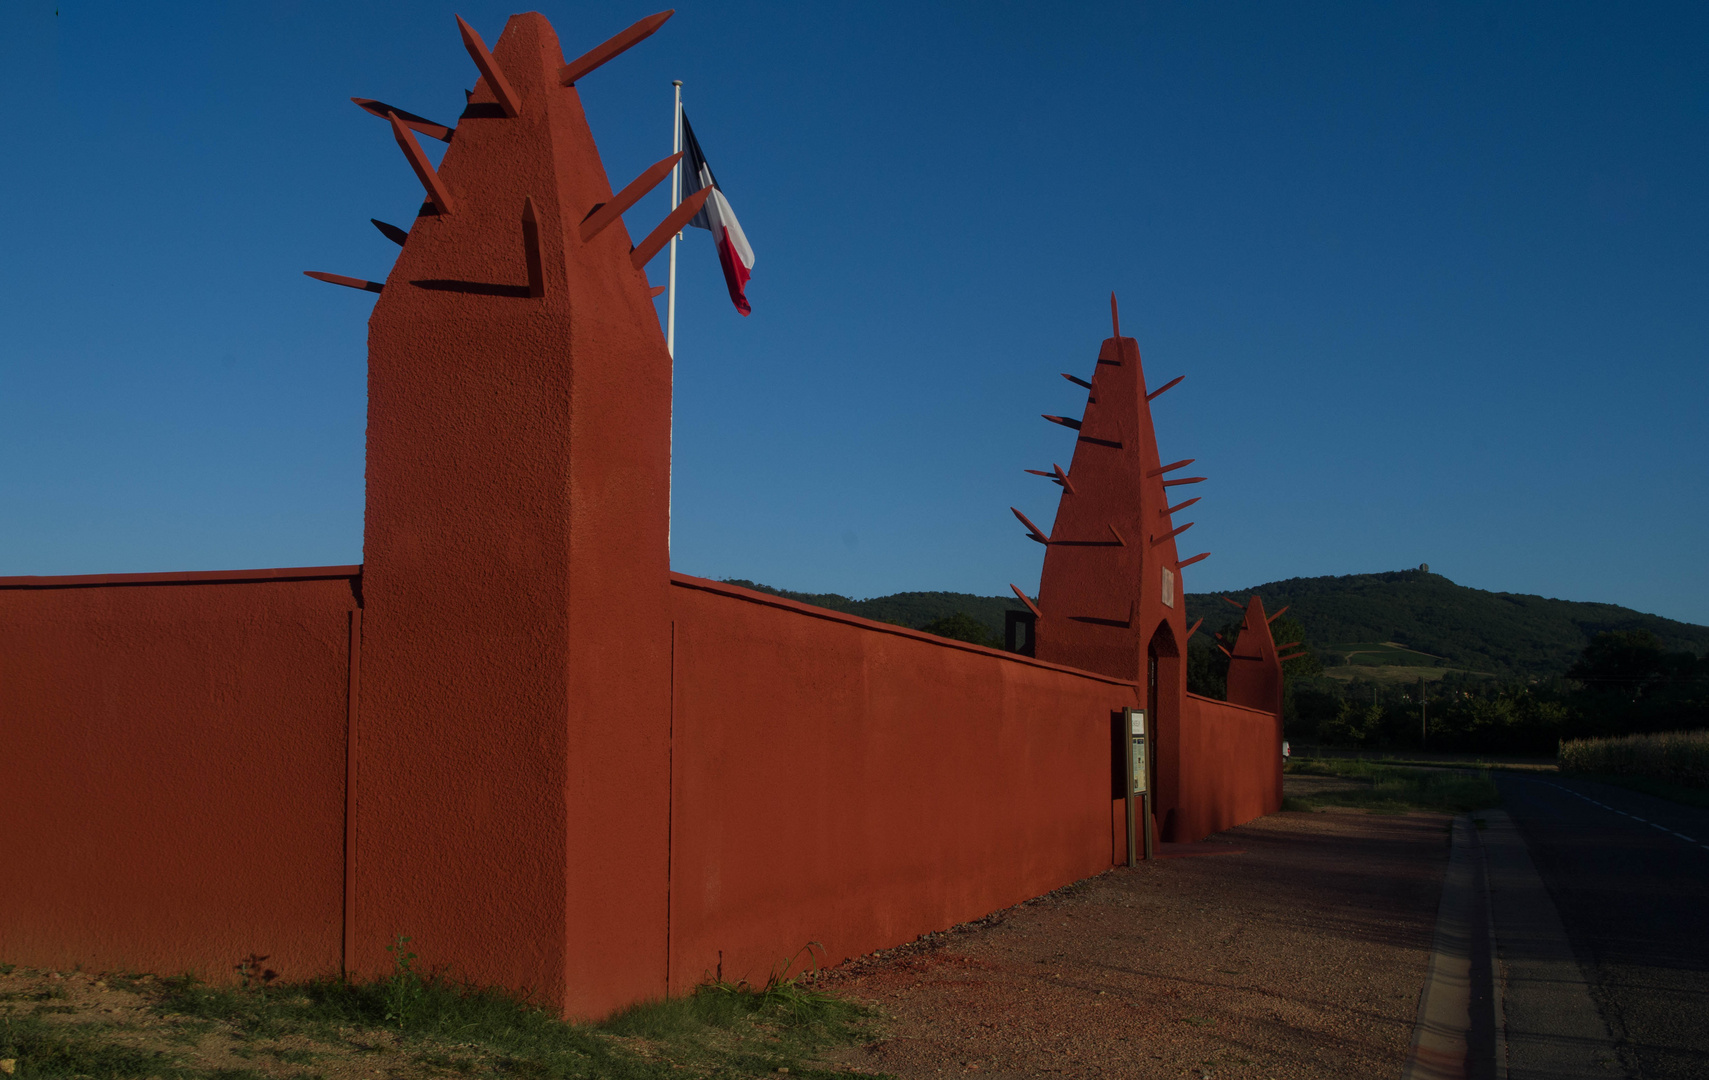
[[1178, 552, 1210, 568], [581, 153, 682, 242], [1266, 605, 1291, 624], [1042, 414, 1082, 430], [630, 186, 710, 269], [1163, 497, 1200, 516], [457, 15, 522, 118], [1061, 372, 1093, 390], [560, 10, 675, 85], [1108, 525, 1127, 546], [1146, 458, 1195, 478], [1052, 463, 1076, 494], [352, 98, 453, 142], [1185, 618, 1203, 639], [1010, 507, 1050, 545], [389, 111, 455, 214], [1110, 292, 1121, 338], [1009, 585, 1043, 619], [371, 219, 409, 246], [1163, 476, 1206, 487], [1146, 376, 1184, 402], [305, 271, 383, 294], [1150, 521, 1194, 546], [1222, 596, 1244, 611]]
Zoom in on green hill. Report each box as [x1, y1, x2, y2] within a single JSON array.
[[718, 580, 1029, 639], [1183, 569, 1709, 679], [724, 570, 1709, 681]]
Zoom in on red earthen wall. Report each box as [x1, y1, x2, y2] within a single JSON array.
[[666, 576, 1138, 991], [0, 570, 358, 982], [1174, 693, 1284, 842]]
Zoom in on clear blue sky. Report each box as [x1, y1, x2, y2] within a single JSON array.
[[4, 2, 1706, 625]]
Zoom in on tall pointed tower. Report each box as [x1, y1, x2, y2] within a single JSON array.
[[1024, 298, 1209, 839], [345, 12, 683, 1017]]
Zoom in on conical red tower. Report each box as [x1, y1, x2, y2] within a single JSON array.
[[335, 11, 688, 1018], [1020, 297, 1232, 840]]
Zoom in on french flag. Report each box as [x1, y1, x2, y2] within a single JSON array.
[[680, 111, 755, 315]]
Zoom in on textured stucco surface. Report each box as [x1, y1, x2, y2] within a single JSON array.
[[355, 12, 673, 1019], [667, 575, 1140, 992], [0, 574, 356, 981]]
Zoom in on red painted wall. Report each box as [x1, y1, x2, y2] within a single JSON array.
[[0, 570, 358, 982], [666, 576, 1138, 991], [1176, 694, 1284, 842]]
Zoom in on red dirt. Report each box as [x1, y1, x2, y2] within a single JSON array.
[[813, 807, 1449, 1079]]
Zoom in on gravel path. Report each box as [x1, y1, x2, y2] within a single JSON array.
[[814, 807, 1450, 1079]]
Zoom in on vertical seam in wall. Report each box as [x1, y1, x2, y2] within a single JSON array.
[[343, 607, 362, 977], [666, 619, 674, 997]]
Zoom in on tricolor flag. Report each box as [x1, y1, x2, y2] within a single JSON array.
[[679, 111, 755, 316]]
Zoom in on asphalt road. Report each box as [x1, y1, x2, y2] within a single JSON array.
[[1496, 773, 1709, 1080]]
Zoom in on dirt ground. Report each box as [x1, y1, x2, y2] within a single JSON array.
[[811, 805, 1451, 1079]]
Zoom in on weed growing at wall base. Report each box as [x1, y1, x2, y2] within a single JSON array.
[[0, 962, 880, 1079]]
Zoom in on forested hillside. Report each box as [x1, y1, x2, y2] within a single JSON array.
[[723, 569, 1709, 680], [1183, 568, 1709, 679]]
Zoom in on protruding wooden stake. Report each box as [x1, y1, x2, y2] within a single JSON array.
[[1010, 507, 1050, 545], [1178, 552, 1210, 568], [1222, 596, 1245, 610], [1052, 463, 1076, 494], [649, 285, 667, 298], [389, 111, 455, 214], [457, 15, 521, 118], [1151, 521, 1194, 546], [1162, 476, 1207, 487], [1146, 458, 1195, 478], [1185, 618, 1203, 639], [352, 98, 453, 142], [1146, 376, 1184, 402], [1266, 605, 1291, 624], [1108, 525, 1127, 546], [631, 186, 710, 269], [1061, 372, 1093, 390], [522, 197, 544, 298], [1162, 497, 1200, 516], [1009, 585, 1043, 620], [582, 152, 682, 242], [1042, 414, 1082, 430], [371, 219, 409, 246], [561, 10, 675, 85], [305, 271, 383, 294], [1110, 292, 1121, 338]]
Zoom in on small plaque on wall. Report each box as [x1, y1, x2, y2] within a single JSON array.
[[1161, 566, 1175, 608]]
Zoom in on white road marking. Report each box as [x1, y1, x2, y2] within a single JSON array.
[[1539, 780, 1702, 848]]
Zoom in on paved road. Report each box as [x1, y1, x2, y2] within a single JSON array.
[[1496, 773, 1709, 1080]]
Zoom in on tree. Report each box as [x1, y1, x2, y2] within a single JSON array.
[[919, 611, 1002, 649]]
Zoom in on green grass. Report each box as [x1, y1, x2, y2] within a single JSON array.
[[1285, 758, 1502, 814], [0, 967, 879, 1080], [0, 1007, 188, 1079], [149, 969, 873, 1079]]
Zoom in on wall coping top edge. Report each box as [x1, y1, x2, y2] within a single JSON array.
[[0, 565, 363, 590], [1185, 691, 1281, 719], [669, 571, 1141, 690]]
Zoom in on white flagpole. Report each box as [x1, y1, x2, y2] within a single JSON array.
[[666, 80, 683, 359]]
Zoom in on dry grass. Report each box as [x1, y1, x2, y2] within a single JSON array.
[[0, 964, 878, 1080], [1559, 729, 1709, 789]]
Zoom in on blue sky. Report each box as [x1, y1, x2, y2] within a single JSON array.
[[3, 2, 1706, 625]]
